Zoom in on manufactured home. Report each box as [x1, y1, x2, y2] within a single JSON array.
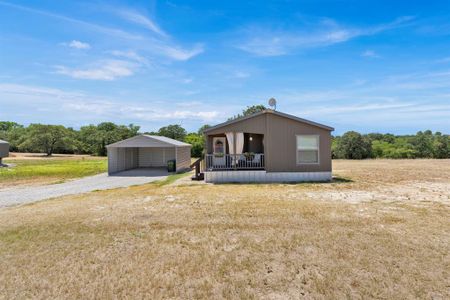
[[195, 109, 334, 183], [0, 139, 9, 165], [106, 135, 191, 175]]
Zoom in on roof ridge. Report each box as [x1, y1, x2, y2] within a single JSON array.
[[203, 109, 334, 133]]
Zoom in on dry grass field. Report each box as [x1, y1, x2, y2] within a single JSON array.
[[0, 159, 449, 299]]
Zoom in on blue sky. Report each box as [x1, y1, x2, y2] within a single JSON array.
[[1, 0, 449, 134]]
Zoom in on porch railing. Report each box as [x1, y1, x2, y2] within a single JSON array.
[[205, 153, 265, 171]]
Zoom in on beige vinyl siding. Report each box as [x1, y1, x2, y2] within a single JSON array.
[[205, 113, 267, 136], [204, 111, 332, 173], [108, 148, 139, 174], [0, 142, 9, 158], [175, 146, 191, 171], [138, 147, 175, 167], [265, 113, 331, 172]]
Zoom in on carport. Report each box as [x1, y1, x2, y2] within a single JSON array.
[[106, 135, 191, 175]]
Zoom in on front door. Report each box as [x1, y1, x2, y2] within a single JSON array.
[[213, 137, 226, 166]]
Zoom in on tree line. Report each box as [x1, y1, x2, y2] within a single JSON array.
[[1, 103, 448, 159], [0, 105, 261, 157], [0, 121, 210, 157], [333, 130, 449, 159]]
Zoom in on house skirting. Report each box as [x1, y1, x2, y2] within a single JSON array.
[[204, 170, 332, 183]]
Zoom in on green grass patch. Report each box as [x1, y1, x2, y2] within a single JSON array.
[[0, 158, 107, 183], [153, 172, 191, 186]]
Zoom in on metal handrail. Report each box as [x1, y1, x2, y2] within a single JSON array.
[[205, 153, 265, 170], [190, 157, 204, 179]]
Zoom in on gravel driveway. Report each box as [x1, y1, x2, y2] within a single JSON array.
[[0, 168, 168, 208]]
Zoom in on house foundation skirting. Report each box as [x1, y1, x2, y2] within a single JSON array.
[[204, 170, 332, 183]]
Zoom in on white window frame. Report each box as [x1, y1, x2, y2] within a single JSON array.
[[296, 135, 320, 165]]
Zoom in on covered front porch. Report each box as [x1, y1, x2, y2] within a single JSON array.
[[205, 132, 265, 171]]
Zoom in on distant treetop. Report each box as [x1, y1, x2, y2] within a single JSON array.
[[228, 105, 267, 121]]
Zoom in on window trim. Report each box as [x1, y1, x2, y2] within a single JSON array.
[[296, 135, 320, 165]]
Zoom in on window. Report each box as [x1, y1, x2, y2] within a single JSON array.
[[296, 135, 319, 164], [213, 137, 226, 157]]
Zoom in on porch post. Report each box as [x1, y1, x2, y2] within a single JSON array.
[[204, 134, 207, 169], [233, 131, 237, 170]]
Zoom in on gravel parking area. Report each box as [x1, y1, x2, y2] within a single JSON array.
[[0, 168, 168, 208]]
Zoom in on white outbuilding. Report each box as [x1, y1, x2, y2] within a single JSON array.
[[0, 139, 9, 165], [106, 135, 191, 175]]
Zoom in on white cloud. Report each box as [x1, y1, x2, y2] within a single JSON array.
[[104, 6, 203, 61], [301, 102, 415, 115], [54, 60, 136, 80], [1, 1, 203, 61], [236, 27, 358, 56], [175, 101, 202, 107], [181, 78, 193, 84], [361, 50, 380, 58], [170, 110, 218, 120], [113, 9, 167, 37], [236, 16, 414, 56], [122, 107, 218, 121], [110, 50, 149, 64], [435, 57, 450, 63], [68, 40, 91, 49], [0, 83, 219, 124], [0, 1, 142, 40], [233, 71, 250, 78], [155, 43, 204, 61], [2, 80, 449, 134], [0, 83, 84, 99], [108, 6, 204, 61]]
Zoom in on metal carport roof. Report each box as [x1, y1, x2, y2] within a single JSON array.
[[106, 135, 191, 148]]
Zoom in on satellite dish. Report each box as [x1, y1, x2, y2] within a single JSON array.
[[268, 97, 277, 110]]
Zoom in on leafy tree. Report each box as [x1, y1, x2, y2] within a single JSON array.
[[77, 125, 100, 154], [3, 126, 27, 151], [78, 123, 140, 156], [228, 105, 267, 121], [145, 131, 159, 136], [19, 124, 72, 155], [242, 105, 267, 116], [367, 133, 395, 143], [371, 140, 416, 158], [0, 121, 23, 132], [158, 124, 187, 141], [335, 131, 372, 159], [184, 133, 204, 157], [0, 121, 23, 143], [0, 130, 6, 142], [432, 133, 449, 158], [382, 133, 396, 144], [197, 124, 211, 135], [412, 131, 434, 158], [331, 136, 340, 158], [366, 133, 383, 143]]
